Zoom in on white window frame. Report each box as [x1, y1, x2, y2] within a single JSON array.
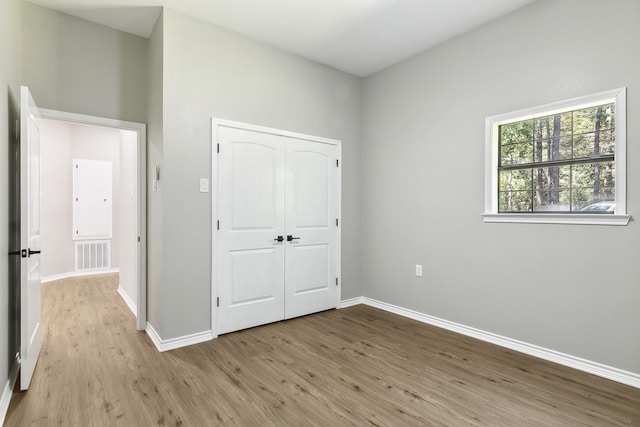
[[483, 88, 630, 226]]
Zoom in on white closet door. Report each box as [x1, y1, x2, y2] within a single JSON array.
[[284, 137, 339, 319], [217, 127, 286, 335], [73, 159, 113, 239]]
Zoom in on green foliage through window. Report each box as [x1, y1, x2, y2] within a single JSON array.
[[498, 103, 615, 213]]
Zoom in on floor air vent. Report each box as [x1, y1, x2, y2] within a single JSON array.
[[75, 240, 111, 271]]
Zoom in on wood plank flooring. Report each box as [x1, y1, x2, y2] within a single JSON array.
[[5, 274, 640, 426]]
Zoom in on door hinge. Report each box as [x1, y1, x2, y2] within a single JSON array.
[[137, 236, 141, 243], [336, 218, 339, 227], [336, 278, 339, 286], [217, 297, 220, 307], [217, 143, 220, 153], [336, 159, 339, 167], [217, 220, 220, 230], [76, 164, 78, 169]]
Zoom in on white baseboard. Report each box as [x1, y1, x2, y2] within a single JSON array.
[[339, 296, 364, 308], [117, 286, 137, 316], [146, 323, 213, 353], [42, 268, 119, 283], [341, 297, 640, 390], [0, 361, 19, 426]]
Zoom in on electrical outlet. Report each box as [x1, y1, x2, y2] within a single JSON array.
[[416, 264, 423, 277]]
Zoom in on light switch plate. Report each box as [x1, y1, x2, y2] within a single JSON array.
[[200, 178, 209, 193], [416, 264, 423, 277]]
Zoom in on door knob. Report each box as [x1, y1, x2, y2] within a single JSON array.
[[274, 236, 284, 242], [287, 235, 300, 242], [28, 249, 41, 257]]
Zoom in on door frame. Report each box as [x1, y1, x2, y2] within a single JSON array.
[[39, 108, 148, 330], [211, 118, 342, 337]]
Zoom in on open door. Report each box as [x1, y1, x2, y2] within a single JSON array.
[[20, 86, 42, 390]]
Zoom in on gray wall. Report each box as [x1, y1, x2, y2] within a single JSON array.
[[153, 8, 362, 338], [0, 0, 21, 408], [361, 0, 640, 374], [22, 2, 148, 123], [146, 13, 164, 335]]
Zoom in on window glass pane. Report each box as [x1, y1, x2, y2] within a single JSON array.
[[534, 165, 570, 189], [500, 120, 533, 144], [599, 129, 615, 154], [574, 104, 614, 135], [572, 162, 615, 190], [499, 169, 532, 212], [500, 142, 533, 166], [534, 137, 572, 162], [572, 190, 615, 212], [573, 133, 596, 159], [533, 166, 570, 211], [499, 190, 532, 212], [603, 103, 615, 130], [534, 190, 571, 212], [534, 112, 572, 138], [499, 169, 532, 192]]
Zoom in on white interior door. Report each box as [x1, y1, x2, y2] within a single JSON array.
[[73, 159, 113, 239], [284, 138, 339, 319], [20, 86, 42, 390], [216, 126, 286, 334]]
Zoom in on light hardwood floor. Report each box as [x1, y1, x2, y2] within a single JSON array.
[[5, 274, 640, 426]]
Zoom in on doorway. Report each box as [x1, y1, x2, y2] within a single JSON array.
[[38, 109, 147, 330]]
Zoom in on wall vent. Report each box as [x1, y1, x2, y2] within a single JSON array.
[[75, 240, 111, 271]]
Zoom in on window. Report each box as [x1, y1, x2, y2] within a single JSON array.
[[483, 88, 629, 225]]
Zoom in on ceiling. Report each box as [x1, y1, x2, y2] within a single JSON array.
[[25, 0, 537, 77]]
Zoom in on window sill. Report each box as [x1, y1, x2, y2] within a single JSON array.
[[482, 213, 631, 226]]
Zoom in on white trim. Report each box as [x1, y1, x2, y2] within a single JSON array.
[[211, 118, 341, 146], [145, 323, 213, 352], [210, 119, 220, 340], [117, 286, 137, 316], [39, 108, 144, 132], [38, 108, 147, 331], [41, 268, 119, 283], [339, 296, 365, 308], [335, 142, 342, 310], [484, 88, 629, 224], [0, 361, 19, 426], [482, 213, 631, 226], [342, 297, 640, 390]]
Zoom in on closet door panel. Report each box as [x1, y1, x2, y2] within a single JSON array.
[[284, 137, 339, 319], [217, 127, 285, 334]]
